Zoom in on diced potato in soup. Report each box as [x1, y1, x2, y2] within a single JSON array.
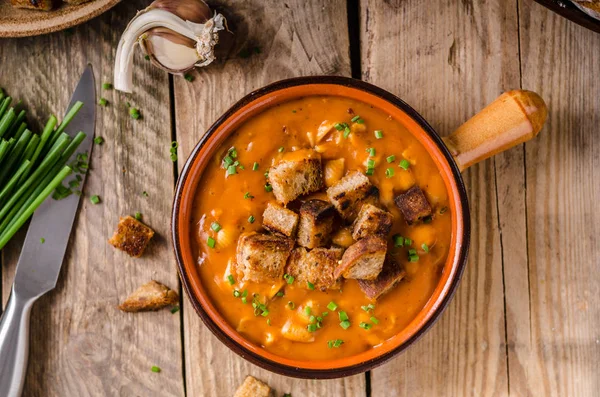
[[191, 96, 452, 361]]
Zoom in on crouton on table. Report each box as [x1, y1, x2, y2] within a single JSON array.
[[334, 235, 387, 280], [352, 203, 393, 240], [262, 202, 299, 238], [268, 149, 323, 204], [358, 255, 406, 300], [286, 246, 343, 291], [118, 280, 179, 312], [233, 375, 271, 397], [297, 199, 336, 248], [108, 216, 155, 257], [327, 171, 379, 221], [394, 185, 433, 224], [236, 232, 294, 282]]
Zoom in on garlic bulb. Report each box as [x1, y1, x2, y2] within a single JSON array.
[[114, 0, 227, 93]]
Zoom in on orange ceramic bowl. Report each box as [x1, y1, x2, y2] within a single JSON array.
[[171, 76, 471, 378]]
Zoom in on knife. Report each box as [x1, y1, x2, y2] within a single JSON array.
[[0, 65, 95, 397]]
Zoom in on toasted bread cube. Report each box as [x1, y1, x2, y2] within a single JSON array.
[[394, 186, 433, 224], [358, 255, 407, 300], [281, 319, 315, 343], [327, 171, 379, 221], [118, 280, 179, 312], [296, 199, 336, 248], [262, 202, 299, 238], [236, 232, 294, 282], [286, 247, 343, 291], [11, 0, 55, 10], [334, 236, 387, 280], [108, 216, 155, 258], [268, 150, 323, 204], [352, 204, 394, 240], [234, 375, 271, 397]]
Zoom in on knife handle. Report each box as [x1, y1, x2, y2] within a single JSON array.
[[0, 287, 37, 397]]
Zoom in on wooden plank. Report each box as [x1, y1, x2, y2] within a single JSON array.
[[361, 1, 521, 395], [173, 0, 365, 395], [512, 1, 600, 396], [0, 2, 184, 396]]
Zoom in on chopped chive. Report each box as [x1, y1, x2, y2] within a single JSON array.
[[393, 234, 404, 247], [374, 130, 383, 139], [248, 215, 255, 223], [343, 125, 351, 138], [134, 212, 142, 221], [422, 243, 430, 253], [307, 281, 315, 290], [404, 238, 412, 246], [334, 123, 344, 131], [287, 301, 295, 309], [129, 107, 140, 119], [244, 192, 254, 199], [238, 165, 245, 170], [233, 289, 241, 298], [252, 162, 259, 171], [94, 136, 104, 145], [340, 320, 351, 329], [361, 304, 375, 312], [69, 180, 80, 189], [90, 195, 100, 204], [366, 147, 376, 157], [385, 168, 395, 178], [322, 311, 329, 317], [423, 215, 433, 224], [144, 55, 150, 60], [370, 316, 379, 324], [228, 147, 237, 158], [366, 159, 375, 168], [261, 310, 269, 317], [223, 156, 234, 167], [40, 238, 45, 244], [408, 249, 417, 256], [211, 222, 222, 232], [227, 275, 235, 285], [98, 98, 108, 106], [351, 115, 361, 122], [241, 297, 247, 304], [264, 184, 273, 192], [359, 322, 372, 330], [409, 254, 419, 262], [184, 73, 194, 82], [276, 291, 284, 297], [399, 159, 410, 170], [386, 155, 396, 163], [102, 83, 113, 90], [338, 311, 349, 322], [227, 165, 237, 175], [207, 236, 216, 248], [327, 301, 338, 311], [278, 146, 284, 153], [242, 290, 248, 298], [267, 319, 271, 326], [171, 306, 180, 314], [356, 118, 364, 124], [440, 206, 448, 214], [292, 110, 297, 113], [142, 191, 149, 197], [170, 153, 177, 162], [307, 324, 318, 332], [304, 306, 311, 316], [151, 366, 161, 373], [284, 274, 294, 284], [365, 168, 374, 176]]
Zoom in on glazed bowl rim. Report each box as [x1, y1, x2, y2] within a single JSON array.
[[171, 75, 471, 378]]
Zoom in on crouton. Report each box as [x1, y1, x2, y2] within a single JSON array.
[[296, 199, 336, 248], [10, 0, 55, 10], [352, 203, 394, 240], [268, 150, 323, 204], [108, 216, 155, 258], [334, 236, 387, 280], [327, 171, 379, 221], [394, 185, 433, 224], [262, 202, 299, 238], [233, 375, 271, 397], [235, 232, 294, 282], [118, 280, 179, 312], [286, 246, 344, 291], [358, 255, 406, 300]]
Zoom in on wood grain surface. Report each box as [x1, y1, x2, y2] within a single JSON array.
[[1, 1, 184, 396], [0, 0, 598, 396]]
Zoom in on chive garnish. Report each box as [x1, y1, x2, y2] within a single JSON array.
[[343, 125, 351, 138], [393, 234, 404, 247], [334, 123, 344, 131], [244, 192, 254, 199], [307, 281, 315, 290], [304, 306, 312, 316], [328, 339, 344, 348], [171, 306, 180, 314], [242, 290, 248, 298], [248, 215, 255, 223], [267, 319, 271, 326], [340, 320, 351, 329], [351, 115, 361, 122], [386, 155, 396, 163], [252, 162, 259, 171], [98, 98, 108, 106], [102, 83, 113, 90], [422, 243, 429, 253], [207, 236, 216, 248], [184, 73, 194, 82], [385, 168, 395, 178], [151, 366, 161, 373], [370, 316, 379, 324], [40, 238, 45, 244], [211, 222, 222, 232], [278, 146, 284, 153], [366, 147, 375, 157], [399, 159, 410, 170], [142, 191, 149, 197], [144, 55, 150, 60], [276, 291, 284, 297], [440, 206, 448, 214], [284, 273, 294, 284], [408, 249, 417, 256], [307, 324, 317, 332], [287, 301, 295, 309], [359, 322, 372, 330], [404, 238, 412, 246], [241, 297, 247, 304], [90, 195, 100, 204], [129, 107, 140, 119], [361, 304, 375, 312], [264, 184, 273, 192], [409, 254, 419, 262], [338, 311, 349, 321], [227, 165, 237, 175], [423, 215, 433, 224], [327, 301, 338, 311], [94, 136, 104, 145], [365, 168, 374, 176], [134, 212, 142, 221], [366, 159, 375, 168], [374, 130, 383, 139], [227, 275, 235, 285]]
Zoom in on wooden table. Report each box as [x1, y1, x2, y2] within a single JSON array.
[[1, 1, 598, 395]]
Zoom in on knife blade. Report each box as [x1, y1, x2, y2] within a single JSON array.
[[0, 65, 96, 397], [13, 65, 95, 295]]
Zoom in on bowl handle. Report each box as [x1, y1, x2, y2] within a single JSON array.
[[442, 90, 547, 171]]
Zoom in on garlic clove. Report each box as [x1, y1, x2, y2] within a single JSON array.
[[114, 3, 226, 93]]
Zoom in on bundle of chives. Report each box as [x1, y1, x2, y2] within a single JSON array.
[[0, 90, 86, 251]]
